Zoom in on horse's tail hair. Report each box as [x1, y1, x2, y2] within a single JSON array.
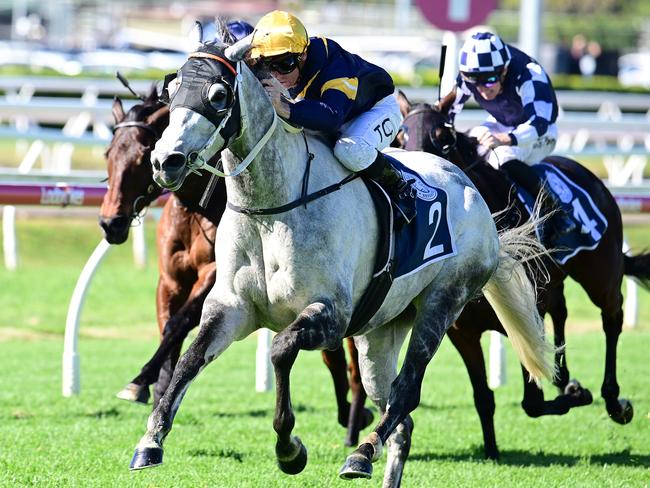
[[624, 251, 650, 292], [482, 220, 556, 386]]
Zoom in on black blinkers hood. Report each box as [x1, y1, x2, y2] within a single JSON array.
[[165, 43, 241, 141]]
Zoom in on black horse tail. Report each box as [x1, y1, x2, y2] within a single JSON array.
[[624, 252, 650, 291]]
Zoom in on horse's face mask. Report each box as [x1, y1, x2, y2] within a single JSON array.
[[152, 45, 241, 190]]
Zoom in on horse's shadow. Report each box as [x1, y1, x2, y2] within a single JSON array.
[[410, 447, 650, 468]]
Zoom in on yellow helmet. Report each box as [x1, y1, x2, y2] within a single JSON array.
[[250, 10, 309, 59]]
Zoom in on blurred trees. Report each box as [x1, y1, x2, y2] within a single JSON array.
[[493, 0, 649, 51]]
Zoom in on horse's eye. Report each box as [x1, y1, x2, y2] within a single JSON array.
[[208, 83, 228, 110]]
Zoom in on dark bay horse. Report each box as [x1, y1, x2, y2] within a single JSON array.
[[397, 91, 650, 459], [99, 87, 372, 447]]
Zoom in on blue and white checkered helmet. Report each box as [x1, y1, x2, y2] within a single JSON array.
[[459, 32, 511, 74]]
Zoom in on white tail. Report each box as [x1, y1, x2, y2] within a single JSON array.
[[482, 218, 556, 386]]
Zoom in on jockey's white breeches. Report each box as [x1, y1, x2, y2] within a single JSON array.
[[469, 119, 557, 169], [333, 93, 403, 172]]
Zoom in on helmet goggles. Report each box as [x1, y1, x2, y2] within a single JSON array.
[[461, 70, 503, 87], [262, 52, 302, 75]]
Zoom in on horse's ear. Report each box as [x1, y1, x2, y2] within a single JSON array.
[[435, 88, 456, 117], [224, 33, 253, 61], [147, 83, 159, 103], [396, 89, 411, 118], [112, 96, 125, 124]]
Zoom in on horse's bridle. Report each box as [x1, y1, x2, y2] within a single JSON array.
[[111, 118, 164, 220], [113, 120, 160, 139], [402, 106, 457, 156]]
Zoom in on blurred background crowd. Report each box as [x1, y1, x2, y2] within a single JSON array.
[[1, 0, 649, 90]]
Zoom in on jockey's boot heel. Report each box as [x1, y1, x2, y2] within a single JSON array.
[[501, 159, 575, 242], [363, 152, 417, 225]]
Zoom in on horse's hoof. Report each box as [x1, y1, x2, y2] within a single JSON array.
[[129, 447, 163, 470], [564, 380, 593, 407], [484, 446, 500, 461], [609, 399, 634, 425], [339, 452, 373, 480], [276, 438, 308, 475], [116, 383, 150, 405]]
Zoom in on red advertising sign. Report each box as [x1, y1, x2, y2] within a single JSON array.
[[416, 0, 498, 32]]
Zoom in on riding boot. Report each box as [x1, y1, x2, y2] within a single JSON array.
[[361, 152, 417, 225], [501, 159, 576, 242]]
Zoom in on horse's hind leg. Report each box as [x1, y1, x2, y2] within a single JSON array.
[[130, 299, 250, 470], [345, 337, 373, 446], [446, 324, 499, 460], [601, 295, 633, 423], [153, 270, 215, 406], [341, 286, 470, 484], [321, 339, 372, 447], [117, 276, 213, 406], [546, 284, 570, 391], [341, 322, 411, 485], [271, 299, 346, 475]]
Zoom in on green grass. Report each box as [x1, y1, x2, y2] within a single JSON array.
[[0, 217, 649, 486]]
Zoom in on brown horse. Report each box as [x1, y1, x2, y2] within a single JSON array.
[[99, 87, 372, 446], [396, 91, 650, 459]]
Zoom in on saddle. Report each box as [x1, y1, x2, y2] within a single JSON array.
[[514, 162, 608, 265], [346, 153, 456, 335]]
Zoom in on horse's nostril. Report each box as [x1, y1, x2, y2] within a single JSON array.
[[163, 153, 186, 172]]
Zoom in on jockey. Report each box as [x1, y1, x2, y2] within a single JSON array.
[[248, 10, 416, 222], [438, 31, 575, 240]]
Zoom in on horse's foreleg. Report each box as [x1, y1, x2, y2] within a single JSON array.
[[130, 299, 248, 471], [153, 267, 216, 406], [271, 300, 344, 475], [118, 271, 215, 406]]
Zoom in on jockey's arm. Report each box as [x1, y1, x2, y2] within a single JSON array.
[[286, 89, 351, 133]]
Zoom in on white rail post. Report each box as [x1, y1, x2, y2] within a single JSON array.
[[131, 220, 147, 270], [62, 239, 112, 396], [256, 328, 273, 392], [2, 205, 18, 270], [622, 240, 638, 328], [488, 330, 506, 389]]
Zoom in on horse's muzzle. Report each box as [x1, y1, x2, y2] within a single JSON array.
[[99, 215, 130, 244], [152, 151, 187, 190]]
